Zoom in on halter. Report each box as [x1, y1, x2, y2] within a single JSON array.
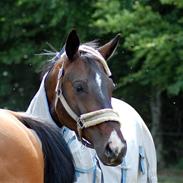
[[54, 45, 121, 144]]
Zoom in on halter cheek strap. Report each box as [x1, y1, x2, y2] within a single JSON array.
[[54, 45, 121, 142]]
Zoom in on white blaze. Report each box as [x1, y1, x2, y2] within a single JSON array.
[[95, 72, 105, 99], [109, 130, 124, 152], [95, 72, 102, 88]]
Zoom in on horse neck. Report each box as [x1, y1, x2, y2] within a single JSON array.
[[44, 62, 78, 131]]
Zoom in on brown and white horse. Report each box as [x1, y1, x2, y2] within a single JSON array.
[[43, 30, 127, 166], [0, 109, 75, 183]]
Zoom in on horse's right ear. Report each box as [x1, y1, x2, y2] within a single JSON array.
[[65, 30, 80, 61]]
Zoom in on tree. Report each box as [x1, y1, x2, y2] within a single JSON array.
[[0, 0, 96, 110]]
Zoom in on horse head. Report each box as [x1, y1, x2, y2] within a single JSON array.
[[45, 30, 127, 166]]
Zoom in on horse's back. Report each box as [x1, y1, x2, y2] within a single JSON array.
[[0, 109, 44, 183]]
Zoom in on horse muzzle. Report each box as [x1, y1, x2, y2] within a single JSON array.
[[96, 128, 127, 166]]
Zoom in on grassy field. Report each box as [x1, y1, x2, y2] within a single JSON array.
[[158, 169, 183, 183]]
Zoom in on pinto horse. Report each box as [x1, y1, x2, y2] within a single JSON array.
[[27, 30, 157, 182], [0, 109, 75, 183]]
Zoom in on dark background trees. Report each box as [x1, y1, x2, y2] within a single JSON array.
[[0, 0, 183, 180]]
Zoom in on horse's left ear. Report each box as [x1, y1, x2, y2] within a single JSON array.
[[98, 34, 120, 60], [65, 30, 80, 61]]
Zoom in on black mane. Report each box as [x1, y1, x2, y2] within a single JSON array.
[[17, 115, 75, 183]]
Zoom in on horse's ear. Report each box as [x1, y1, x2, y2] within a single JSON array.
[[98, 34, 120, 60], [65, 30, 80, 60]]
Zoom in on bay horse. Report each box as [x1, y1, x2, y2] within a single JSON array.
[[27, 30, 157, 182], [0, 109, 75, 183], [43, 30, 127, 166]]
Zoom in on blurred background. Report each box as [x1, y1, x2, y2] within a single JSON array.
[[0, 0, 183, 182]]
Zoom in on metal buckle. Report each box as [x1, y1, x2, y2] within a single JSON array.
[[58, 67, 64, 80], [56, 88, 61, 96], [77, 118, 85, 129]]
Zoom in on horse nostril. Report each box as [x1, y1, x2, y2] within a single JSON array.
[[105, 142, 118, 159]]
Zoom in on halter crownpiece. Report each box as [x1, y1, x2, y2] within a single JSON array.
[[79, 45, 112, 76], [54, 45, 121, 142]]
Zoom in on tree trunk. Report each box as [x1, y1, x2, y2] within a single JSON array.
[[150, 90, 164, 168]]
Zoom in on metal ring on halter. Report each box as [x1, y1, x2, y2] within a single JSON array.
[[77, 118, 85, 129]]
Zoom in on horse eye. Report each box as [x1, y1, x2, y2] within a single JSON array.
[[76, 85, 84, 93], [73, 81, 87, 94], [73, 82, 85, 93]]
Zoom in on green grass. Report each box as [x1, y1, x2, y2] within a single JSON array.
[[158, 168, 183, 183], [159, 176, 183, 183]]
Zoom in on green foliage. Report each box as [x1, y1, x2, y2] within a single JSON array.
[[1, 0, 182, 106], [175, 158, 183, 170], [0, 0, 96, 110], [160, 0, 183, 8], [92, 0, 183, 96]]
